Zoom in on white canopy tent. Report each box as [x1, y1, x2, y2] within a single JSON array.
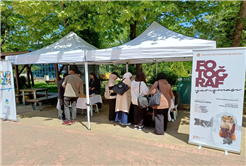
[[6, 32, 97, 65], [6, 21, 216, 130], [6, 32, 98, 129], [85, 21, 216, 64]]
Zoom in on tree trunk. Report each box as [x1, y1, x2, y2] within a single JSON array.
[[55, 64, 59, 83], [129, 21, 142, 73], [231, 1, 246, 47], [1, 16, 8, 53], [61, 3, 68, 27], [129, 21, 137, 40], [14, 65, 20, 101]]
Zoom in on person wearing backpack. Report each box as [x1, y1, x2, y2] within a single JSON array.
[[150, 73, 174, 135], [115, 72, 132, 126], [104, 72, 119, 122], [131, 72, 149, 130]]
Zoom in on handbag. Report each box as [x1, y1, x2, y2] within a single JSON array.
[[137, 82, 149, 109], [149, 81, 161, 107], [112, 78, 129, 95]]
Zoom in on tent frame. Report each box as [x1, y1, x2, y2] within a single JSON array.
[[6, 21, 217, 130]]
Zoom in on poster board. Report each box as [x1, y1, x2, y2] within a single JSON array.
[[189, 48, 246, 153], [0, 61, 18, 121]]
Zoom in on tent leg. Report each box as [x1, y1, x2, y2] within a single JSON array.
[[84, 62, 91, 130], [126, 63, 129, 72]]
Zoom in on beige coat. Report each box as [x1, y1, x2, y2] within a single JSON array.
[[150, 79, 174, 109], [62, 75, 84, 97], [115, 78, 132, 113]]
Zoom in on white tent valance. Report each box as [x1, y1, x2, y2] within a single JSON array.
[[85, 21, 216, 64], [6, 32, 97, 65]]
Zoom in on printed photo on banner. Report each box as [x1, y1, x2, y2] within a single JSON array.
[[0, 71, 11, 85]]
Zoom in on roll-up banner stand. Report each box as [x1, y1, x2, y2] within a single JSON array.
[[189, 47, 246, 154], [0, 61, 18, 121]]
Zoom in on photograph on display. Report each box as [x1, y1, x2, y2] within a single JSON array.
[[219, 115, 236, 145], [194, 104, 209, 113], [0, 71, 11, 85], [0, 71, 3, 85]]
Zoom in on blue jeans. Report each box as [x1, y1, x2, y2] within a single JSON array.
[[64, 97, 78, 121], [58, 99, 64, 119]]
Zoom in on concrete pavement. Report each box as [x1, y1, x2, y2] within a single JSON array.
[[1, 103, 246, 165]]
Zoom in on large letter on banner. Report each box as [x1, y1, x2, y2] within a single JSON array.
[[189, 48, 246, 154], [0, 61, 18, 121]]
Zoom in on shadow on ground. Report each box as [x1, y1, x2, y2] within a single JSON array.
[[16, 102, 193, 145]]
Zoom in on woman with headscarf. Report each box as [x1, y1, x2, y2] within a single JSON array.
[[115, 72, 132, 126], [150, 73, 174, 135], [105, 72, 119, 122]]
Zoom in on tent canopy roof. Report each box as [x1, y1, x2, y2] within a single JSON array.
[[7, 21, 216, 65], [6, 32, 97, 65], [86, 21, 216, 64]]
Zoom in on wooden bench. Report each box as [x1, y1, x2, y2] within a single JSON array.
[[26, 95, 58, 111], [15, 93, 32, 102]]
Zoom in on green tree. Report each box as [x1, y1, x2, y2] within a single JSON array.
[[182, 1, 246, 47], [170, 62, 189, 78]]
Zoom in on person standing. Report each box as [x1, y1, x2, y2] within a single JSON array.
[[105, 72, 119, 122], [89, 73, 101, 95], [150, 73, 174, 135], [57, 73, 68, 121], [62, 71, 84, 125], [131, 72, 149, 130], [115, 72, 132, 126], [69, 69, 75, 75]]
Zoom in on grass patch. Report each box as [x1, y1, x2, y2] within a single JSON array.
[[33, 81, 58, 93], [18, 81, 58, 93]]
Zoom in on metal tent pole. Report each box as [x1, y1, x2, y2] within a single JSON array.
[[126, 63, 129, 72], [84, 62, 91, 130]]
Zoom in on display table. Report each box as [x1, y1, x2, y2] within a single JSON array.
[[76, 95, 103, 116]]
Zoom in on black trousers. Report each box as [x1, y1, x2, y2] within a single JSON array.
[[154, 109, 169, 135], [128, 103, 135, 123], [109, 99, 116, 121], [133, 105, 146, 126]]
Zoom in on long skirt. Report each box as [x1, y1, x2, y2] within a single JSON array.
[[154, 109, 169, 135], [115, 111, 128, 124], [133, 105, 146, 126], [109, 99, 116, 121]]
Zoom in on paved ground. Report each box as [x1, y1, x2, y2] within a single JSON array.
[[1, 103, 246, 165]]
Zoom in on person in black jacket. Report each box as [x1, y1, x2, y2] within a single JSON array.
[[57, 73, 69, 121], [89, 73, 101, 95]]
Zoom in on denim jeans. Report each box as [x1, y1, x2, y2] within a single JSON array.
[[64, 97, 78, 121], [58, 99, 64, 119]]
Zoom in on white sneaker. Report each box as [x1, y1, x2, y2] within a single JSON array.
[[121, 123, 131, 126], [138, 126, 145, 131]]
